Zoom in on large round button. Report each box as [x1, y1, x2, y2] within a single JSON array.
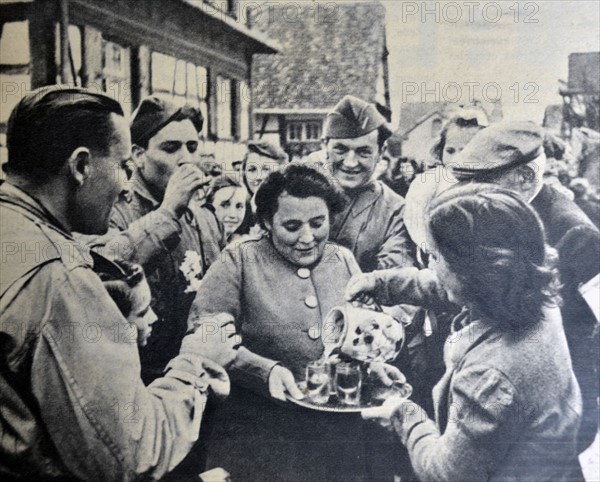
[[304, 295, 318, 309], [308, 325, 321, 340], [297, 268, 311, 279]]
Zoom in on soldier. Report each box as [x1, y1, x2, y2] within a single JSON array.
[[83, 95, 222, 383], [324, 95, 416, 272], [0, 86, 237, 480]]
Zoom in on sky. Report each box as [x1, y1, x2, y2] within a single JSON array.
[[382, 0, 600, 125]]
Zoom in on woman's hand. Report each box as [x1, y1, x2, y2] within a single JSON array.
[[200, 358, 231, 398], [361, 396, 408, 430], [345, 273, 378, 306], [268, 365, 304, 401], [368, 362, 406, 386]]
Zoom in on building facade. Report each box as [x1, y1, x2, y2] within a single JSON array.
[[0, 0, 277, 170]]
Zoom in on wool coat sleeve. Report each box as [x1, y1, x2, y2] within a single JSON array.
[[393, 365, 518, 482]]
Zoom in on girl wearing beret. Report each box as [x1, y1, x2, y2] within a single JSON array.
[[360, 184, 584, 481]]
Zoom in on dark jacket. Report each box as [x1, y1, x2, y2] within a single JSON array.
[[0, 183, 214, 481], [531, 184, 600, 451], [80, 172, 222, 382]]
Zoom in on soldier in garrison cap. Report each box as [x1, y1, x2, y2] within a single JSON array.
[[79, 95, 223, 384], [324, 95, 416, 272], [323, 95, 418, 481], [348, 120, 600, 453]]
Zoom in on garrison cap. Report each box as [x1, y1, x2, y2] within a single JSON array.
[[247, 140, 289, 164], [131, 95, 203, 146], [325, 95, 389, 140], [451, 121, 544, 181]]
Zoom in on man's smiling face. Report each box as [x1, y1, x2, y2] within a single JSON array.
[[326, 130, 380, 191]]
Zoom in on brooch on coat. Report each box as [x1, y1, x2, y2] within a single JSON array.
[[179, 250, 204, 293]]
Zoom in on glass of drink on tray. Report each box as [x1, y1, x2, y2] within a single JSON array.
[[335, 362, 362, 406], [306, 361, 331, 404]]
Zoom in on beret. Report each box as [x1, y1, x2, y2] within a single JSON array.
[[247, 140, 288, 164], [130, 95, 203, 146], [451, 121, 544, 181], [325, 95, 388, 139]]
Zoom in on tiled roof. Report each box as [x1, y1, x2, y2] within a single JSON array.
[[251, 2, 387, 110], [397, 102, 447, 136]]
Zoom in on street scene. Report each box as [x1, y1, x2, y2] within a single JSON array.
[[1, 1, 599, 481]]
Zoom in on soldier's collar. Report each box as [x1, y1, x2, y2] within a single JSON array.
[[0, 182, 72, 236], [344, 180, 381, 217], [127, 171, 161, 208]]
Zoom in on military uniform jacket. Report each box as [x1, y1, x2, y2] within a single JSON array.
[[330, 180, 416, 272], [0, 182, 212, 481], [83, 172, 222, 381]]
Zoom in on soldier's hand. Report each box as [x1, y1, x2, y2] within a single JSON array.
[[161, 164, 209, 217], [180, 313, 240, 368]]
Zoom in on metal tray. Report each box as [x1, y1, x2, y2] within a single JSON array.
[[286, 381, 412, 413]]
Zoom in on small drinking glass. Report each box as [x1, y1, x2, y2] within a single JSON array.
[[335, 362, 362, 406], [306, 361, 331, 405]]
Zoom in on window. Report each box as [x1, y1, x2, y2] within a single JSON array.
[[216, 75, 233, 139], [193, 65, 209, 139], [151, 52, 209, 138], [288, 123, 303, 141], [101, 38, 131, 115], [1, 21, 31, 124], [54, 23, 83, 85], [306, 122, 321, 140], [0, 21, 31, 173], [431, 118, 442, 138], [239, 81, 250, 140], [287, 121, 322, 142]]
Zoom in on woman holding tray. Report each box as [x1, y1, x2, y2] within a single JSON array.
[[355, 184, 584, 481], [188, 164, 405, 481]]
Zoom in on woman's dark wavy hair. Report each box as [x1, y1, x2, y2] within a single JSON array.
[[255, 164, 346, 230], [427, 183, 560, 329]]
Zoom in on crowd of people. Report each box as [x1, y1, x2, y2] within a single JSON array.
[[1, 86, 599, 482]]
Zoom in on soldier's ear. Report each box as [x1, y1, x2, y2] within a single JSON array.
[[67, 147, 91, 186], [132, 144, 146, 169]]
